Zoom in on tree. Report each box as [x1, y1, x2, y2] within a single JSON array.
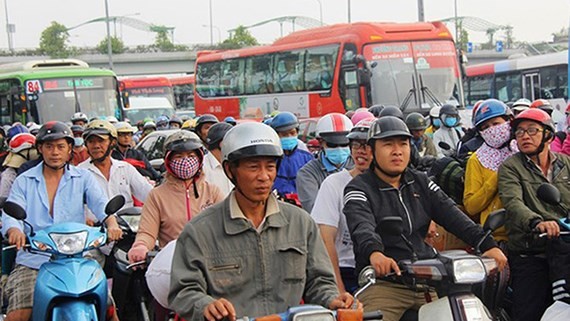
[[218, 25, 258, 50], [552, 27, 569, 43], [155, 30, 175, 51], [39, 21, 70, 58], [97, 36, 126, 54], [456, 20, 469, 52]]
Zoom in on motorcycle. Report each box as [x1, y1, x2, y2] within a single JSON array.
[[362, 208, 506, 321], [2, 195, 125, 321], [108, 206, 157, 321]]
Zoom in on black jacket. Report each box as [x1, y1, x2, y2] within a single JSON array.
[[343, 168, 497, 274]]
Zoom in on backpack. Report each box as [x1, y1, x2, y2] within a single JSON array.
[[428, 156, 465, 205]]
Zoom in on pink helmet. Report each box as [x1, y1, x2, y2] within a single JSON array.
[[351, 111, 375, 125]]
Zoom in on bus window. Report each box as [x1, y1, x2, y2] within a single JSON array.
[[495, 73, 522, 102], [539, 66, 558, 99], [220, 59, 243, 96], [467, 75, 493, 105], [0, 79, 21, 124], [245, 55, 274, 94], [339, 43, 360, 110], [274, 50, 304, 93], [557, 66, 568, 100], [197, 61, 222, 97], [304, 45, 339, 91]]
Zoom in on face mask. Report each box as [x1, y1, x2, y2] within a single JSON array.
[[443, 116, 458, 128], [325, 147, 350, 165], [280, 136, 298, 151], [480, 121, 512, 149], [74, 137, 84, 147], [432, 119, 441, 128], [169, 156, 200, 180]]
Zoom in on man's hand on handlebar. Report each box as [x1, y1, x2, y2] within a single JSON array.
[[106, 216, 123, 241], [204, 298, 236, 321], [482, 247, 508, 272], [7, 227, 26, 250], [328, 292, 361, 310], [370, 252, 401, 277], [535, 220, 560, 238], [127, 242, 149, 268]]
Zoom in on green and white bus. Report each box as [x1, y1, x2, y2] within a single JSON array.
[[0, 59, 122, 125]]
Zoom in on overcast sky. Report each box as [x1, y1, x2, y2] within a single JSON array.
[[2, 0, 569, 49]]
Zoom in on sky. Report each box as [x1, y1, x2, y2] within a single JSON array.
[[2, 0, 569, 49]]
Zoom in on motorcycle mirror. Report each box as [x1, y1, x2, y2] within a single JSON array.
[[105, 195, 126, 215], [537, 183, 561, 206], [438, 142, 451, 151], [483, 209, 506, 232], [378, 216, 404, 236], [3, 201, 27, 220], [358, 266, 377, 287]]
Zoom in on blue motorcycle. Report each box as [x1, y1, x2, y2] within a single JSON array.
[[2, 195, 124, 321]]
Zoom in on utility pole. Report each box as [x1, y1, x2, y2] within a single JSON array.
[[347, 0, 351, 23], [209, 0, 214, 46], [417, 0, 425, 22], [104, 0, 113, 70], [454, 0, 459, 42], [4, 0, 14, 53]]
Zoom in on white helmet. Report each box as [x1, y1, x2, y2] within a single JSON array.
[[221, 122, 283, 163], [315, 113, 353, 145], [106, 116, 118, 124], [429, 106, 442, 118], [71, 112, 89, 123], [114, 121, 136, 133], [512, 98, 531, 111]]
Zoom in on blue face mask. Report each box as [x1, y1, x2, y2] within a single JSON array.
[[444, 117, 458, 128], [280, 136, 298, 151], [74, 137, 84, 147], [325, 147, 350, 165], [433, 119, 441, 128]]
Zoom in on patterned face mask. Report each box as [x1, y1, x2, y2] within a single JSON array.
[[169, 156, 200, 180], [480, 121, 512, 148]]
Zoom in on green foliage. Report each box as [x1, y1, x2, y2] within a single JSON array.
[[456, 20, 469, 52], [97, 36, 126, 54], [218, 25, 258, 50], [155, 30, 175, 51], [39, 21, 70, 58]]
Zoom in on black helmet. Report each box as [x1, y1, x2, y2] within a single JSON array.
[[379, 105, 404, 120], [367, 116, 412, 143], [405, 112, 428, 131], [36, 121, 74, 146], [195, 114, 219, 132], [205, 122, 233, 150], [439, 104, 459, 117], [368, 104, 385, 117], [169, 116, 183, 126], [164, 130, 203, 154]]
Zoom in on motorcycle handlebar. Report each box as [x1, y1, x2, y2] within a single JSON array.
[[363, 310, 383, 321], [536, 231, 570, 238]]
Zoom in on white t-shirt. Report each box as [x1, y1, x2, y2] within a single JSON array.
[[311, 169, 355, 268], [203, 152, 234, 197]]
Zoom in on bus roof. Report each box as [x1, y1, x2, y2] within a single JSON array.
[[197, 21, 453, 63], [0, 59, 89, 73], [0, 59, 115, 80], [168, 75, 195, 86], [466, 50, 569, 77], [120, 76, 172, 88]]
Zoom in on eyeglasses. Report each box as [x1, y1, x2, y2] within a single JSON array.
[[514, 127, 543, 138], [349, 141, 367, 150], [326, 142, 349, 148]]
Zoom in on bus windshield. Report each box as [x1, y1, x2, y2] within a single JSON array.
[[365, 40, 461, 111], [27, 76, 119, 123]]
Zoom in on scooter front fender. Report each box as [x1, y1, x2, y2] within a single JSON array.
[[33, 258, 107, 321], [51, 300, 98, 321], [419, 294, 493, 321]]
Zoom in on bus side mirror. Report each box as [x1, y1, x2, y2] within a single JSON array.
[[122, 92, 130, 109], [357, 68, 371, 87]]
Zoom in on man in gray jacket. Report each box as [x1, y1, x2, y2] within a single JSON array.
[[169, 122, 355, 321]]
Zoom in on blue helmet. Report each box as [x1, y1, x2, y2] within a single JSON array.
[[223, 116, 237, 126], [474, 99, 509, 128], [270, 111, 299, 133], [7, 123, 29, 141], [156, 115, 169, 127]]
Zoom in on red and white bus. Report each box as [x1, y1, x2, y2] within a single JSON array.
[[169, 75, 195, 110], [194, 21, 463, 119], [119, 76, 175, 108]]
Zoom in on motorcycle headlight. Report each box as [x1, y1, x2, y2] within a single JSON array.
[[453, 258, 486, 284], [49, 231, 88, 255], [292, 311, 335, 321]]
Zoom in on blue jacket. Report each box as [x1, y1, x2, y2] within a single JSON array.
[[2, 162, 108, 269], [273, 148, 313, 196]]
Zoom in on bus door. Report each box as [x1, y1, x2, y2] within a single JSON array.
[[339, 43, 363, 110], [522, 72, 540, 100]]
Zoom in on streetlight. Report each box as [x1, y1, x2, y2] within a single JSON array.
[[315, 0, 323, 26], [104, 0, 113, 70], [3, 0, 14, 53], [202, 24, 221, 44], [209, 0, 214, 46], [454, 0, 459, 42]]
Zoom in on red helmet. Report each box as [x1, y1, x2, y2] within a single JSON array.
[[530, 99, 553, 114], [9, 133, 36, 153], [511, 108, 555, 133]]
